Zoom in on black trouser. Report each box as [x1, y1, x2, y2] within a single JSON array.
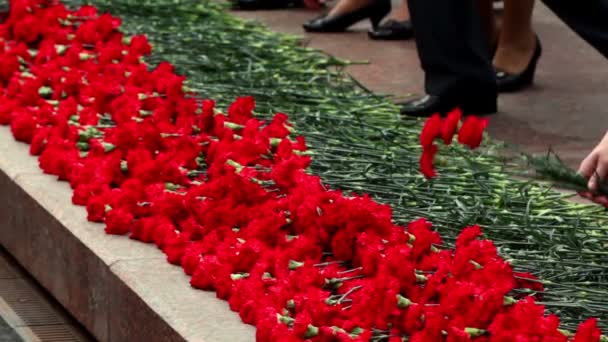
[[407, 0, 496, 99], [408, 0, 608, 98], [542, 0, 608, 59]]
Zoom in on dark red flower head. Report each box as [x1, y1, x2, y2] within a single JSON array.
[[442, 108, 462, 145], [420, 144, 438, 179], [420, 113, 443, 148], [458, 116, 488, 149]]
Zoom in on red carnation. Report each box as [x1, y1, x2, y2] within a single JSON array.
[[163, 232, 192, 265], [573, 318, 601, 342], [86, 196, 107, 222], [75, 5, 98, 17], [256, 309, 279, 342], [239, 300, 260, 325], [29, 127, 50, 156], [420, 144, 438, 179], [420, 113, 443, 148], [130, 217, 156, 243], [455, 224, 482, 249], [104, 209, 134, 235], [0, 54, 20, 83], [12, 14, 39, 43], [457, 116, 488, 149], [10, 111, 37, 143], [129, 35, 152, 56], [442, 108, 462, 144], [293, 311, 315, 338], [227, 96, 255, 124], [0, 99, 17, 125]]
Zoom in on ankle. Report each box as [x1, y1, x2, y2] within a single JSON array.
[[386, 4, 409, 21], [498, 30, 536, 52]]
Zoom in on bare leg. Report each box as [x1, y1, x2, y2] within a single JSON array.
[[385, 0, 410, 21], [329, 0, 374, 16], [493, 0, 536, 73]]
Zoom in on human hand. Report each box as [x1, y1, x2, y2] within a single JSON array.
[[578, 190, 608, 207], [578, 131, 608, 200]]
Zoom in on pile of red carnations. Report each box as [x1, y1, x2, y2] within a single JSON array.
[[0, 1, 604, 341]]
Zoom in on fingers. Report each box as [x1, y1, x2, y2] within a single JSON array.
[[578, 152, 599, 179], [587, 157, 608, 192], [579, 191, 592, 199], [592, 160, 608, 192], [596, 196, 608, 207], [578, 191, 608, 208]]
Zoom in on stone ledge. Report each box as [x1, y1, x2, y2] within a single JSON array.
[[0, 126, 256, 341]]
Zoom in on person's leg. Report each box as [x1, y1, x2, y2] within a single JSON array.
[[476, 0, 498, 48], [493, 0, 536, 74], [328, 0, 374, 17], [541, 0, 608, 59], [385, 0, 410, 21], [368, 0, 414, 40], [402, 0, 497, 116]]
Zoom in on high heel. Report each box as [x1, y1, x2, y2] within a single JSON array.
[[303, 0, 390, 32], [368, 19, 413, 40], [495, 35, 542, 92]]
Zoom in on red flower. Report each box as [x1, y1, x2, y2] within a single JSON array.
[[12, 14, 39, 43], [163, 232, 192, 265], [446, 326, 472, 342], [239, 300, 260, 325], [30, 127, 50, 155], [293, 311, 314, 338], [420, 144, 438, 179], [228, 96, 256, 124], [574, 318, 601, 342], [10, 109, 37, 143], [457, 116, 488, 149], [442, 108, 462, 145], [129, 35, 152, 57], [104, 208, 133, 235], [455, 225, 482, 250], [133, 217, 162, 243], [420, 113, 443, 148], [191, 255, 225, 290], [86, 196, 107, 223], [256, 308, 280, 342], [0, 54, 20, 83]]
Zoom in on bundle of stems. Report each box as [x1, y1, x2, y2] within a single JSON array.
[[524, 149, 608, 196], [60, 0, 608, 331]]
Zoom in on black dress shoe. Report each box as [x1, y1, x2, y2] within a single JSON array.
[[400, 94, 497, 117], [495, 36, 542, 92], [303, 0, 390, 32], [236, 0, 302, 10], [368, 20, 413, 40]]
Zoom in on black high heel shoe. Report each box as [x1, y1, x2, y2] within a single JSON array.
[[368, 20, 413, 40], [495, 36, 542, 92], [303, 0, 390, 33]]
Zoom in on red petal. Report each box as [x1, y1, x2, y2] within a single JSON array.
[[458, 116, 488, 149], [420, 113, 443, 148], [442, 108, 462, 145], [420, 144, 438, 179]]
